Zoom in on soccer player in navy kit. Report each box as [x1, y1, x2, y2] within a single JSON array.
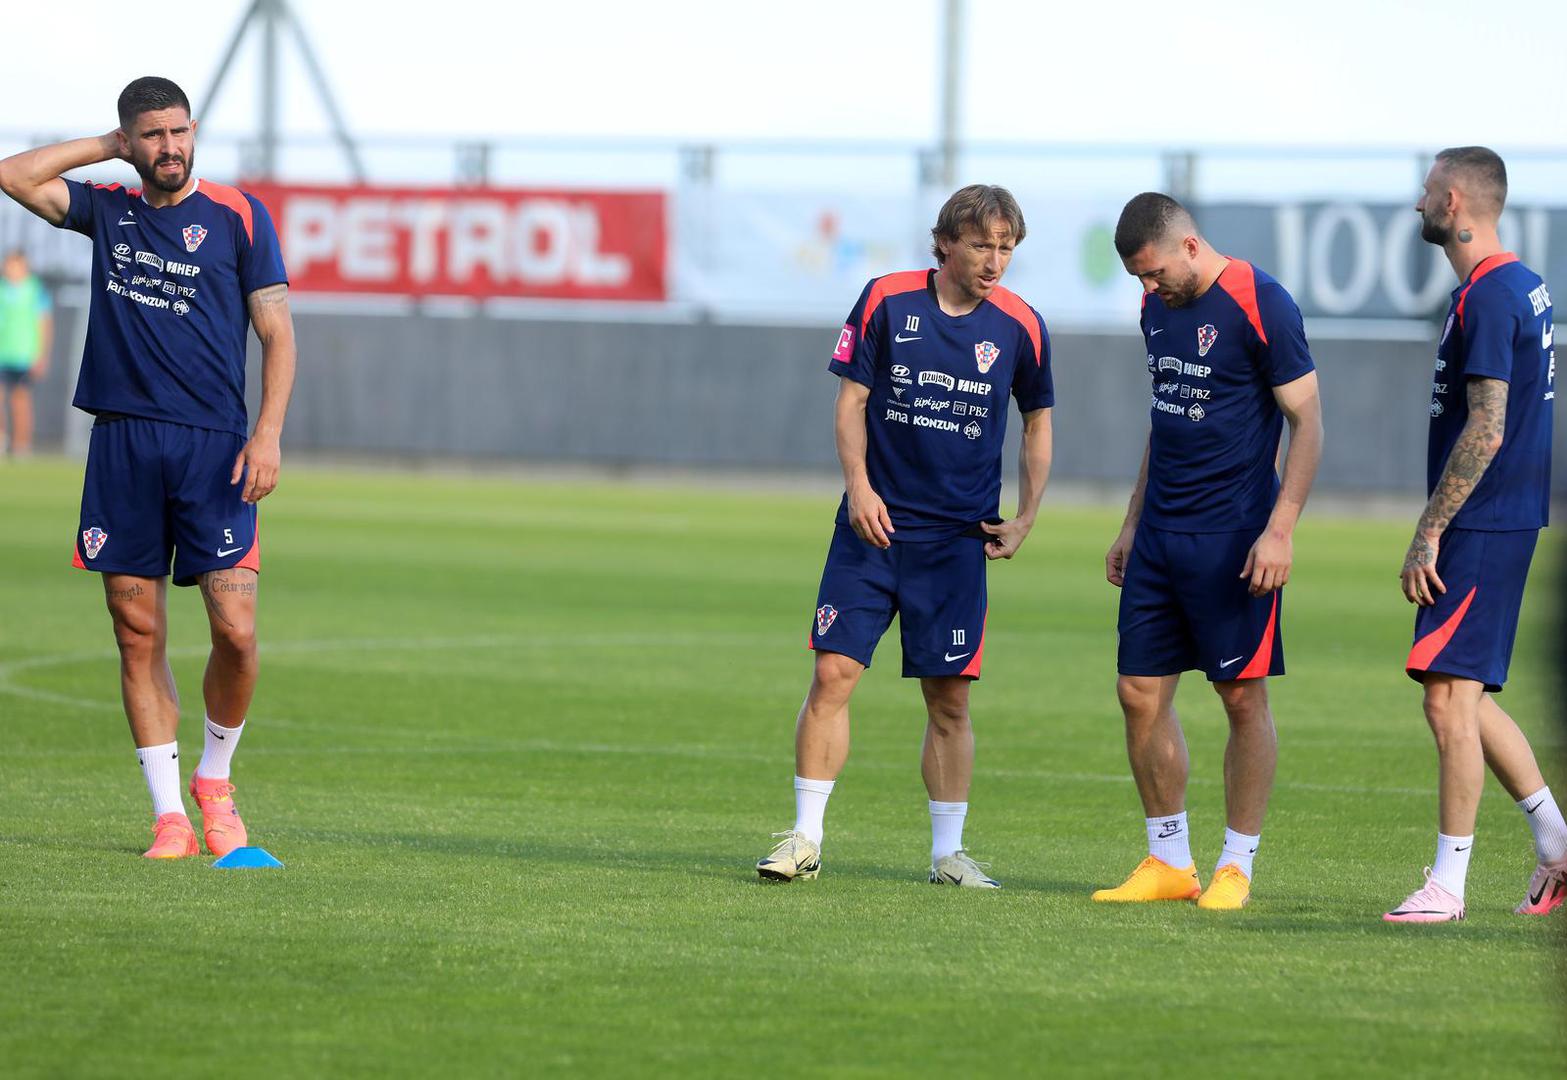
[[1095, 193, 1323, 911], [1384, 148, 1566, 923], [755, 185, 1054, 887], [0, 77, 296, 859]]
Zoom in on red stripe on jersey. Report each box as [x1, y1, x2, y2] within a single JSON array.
[[1455, 252, 1519, 329], [984, 286, 1043, 365], [1217, 259, 1267, 346], [1235, 593, 1278, 680], [198, 180, 255, 243], [1406, 586, 1478, 673], [860, 270, 929, 336]]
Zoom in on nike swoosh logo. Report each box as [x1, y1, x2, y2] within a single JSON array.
[[118, 217, 138, 226], [211, 730, 226, 740], [1525, 799, 1544, 815], [944, 652, 971, 663], [1149, 328, 1164, 336], [216, 546, 243, 557], [1545, 324, 1553, 349], [894, 333, 922, 343], [1219, 655, 1245, 668], [1454, 845, 1471, 852], [1529, 880, 1549, 905]]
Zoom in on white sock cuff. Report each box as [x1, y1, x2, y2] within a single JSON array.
[[1517, 785, 1552, 810], [929, 800, 968, 815], [1222, 827, 1261, 850], [206, 716, 245, 736], [794, 775, 835, 795], [137, 740, 179, 760], [1437, 832, 1474, 845]]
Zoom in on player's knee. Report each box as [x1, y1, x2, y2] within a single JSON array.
[[811, 651, 862, 696], [209, 616, 257, 661], [109, 609, 159, 662], [1422, 688, 1475, 745], [1116, 676, 1160, 721], [925, 696, 970, 736], [1213, 679, 1267, 722]]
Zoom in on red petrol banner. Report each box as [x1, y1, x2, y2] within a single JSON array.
[[244, 183, 668, 301]]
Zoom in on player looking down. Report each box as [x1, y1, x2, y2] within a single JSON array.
[[755, 185, 1054, 887], [1096, 193, 1323, 911], [1385, 147, 1565, 923], [0, 76, 296, 859]]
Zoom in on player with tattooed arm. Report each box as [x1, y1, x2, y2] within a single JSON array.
[[1385, 147, 1564, 923], [0, 77, 296, 859]]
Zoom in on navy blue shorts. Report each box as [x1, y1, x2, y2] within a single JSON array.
[[1406, 527, 1538, 693], [74, 416, 259, 587], [809, 524, 988, 678], [1117, 525, 1283, 681]]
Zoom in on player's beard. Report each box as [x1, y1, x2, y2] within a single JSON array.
[[134, 149, 194, 194], [1159, 266, 1204, 308], [1419, 210, 1452, 246]]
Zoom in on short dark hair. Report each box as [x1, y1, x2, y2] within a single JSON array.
[[1435, 146, 1507, 215], [1114, 192, 1197, 259], [117, 76, 191, 130], [930, 185, 1026, 265]]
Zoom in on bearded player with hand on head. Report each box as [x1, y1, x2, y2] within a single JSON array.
[[0, 76, 296, 860]]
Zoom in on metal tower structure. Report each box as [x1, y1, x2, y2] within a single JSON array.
[[198, 0, 365, 181]]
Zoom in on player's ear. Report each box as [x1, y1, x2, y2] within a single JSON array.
[[190, 118, 199, 139]]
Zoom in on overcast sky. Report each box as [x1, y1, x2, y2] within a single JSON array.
[[1, 0, 1562, 148]]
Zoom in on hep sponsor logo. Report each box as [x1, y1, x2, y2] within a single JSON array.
[[918, 371, 956, 391], [1197, 324, 1218, 356], [974, 340, 1000, 374], [815, 604, 838, 636], [81, 527, 108, 559], [832, 324, 854, 363]]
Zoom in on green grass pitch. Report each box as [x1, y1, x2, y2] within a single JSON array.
[[1, 457, 1563, 1077]]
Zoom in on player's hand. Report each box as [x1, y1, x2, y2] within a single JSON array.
[[1105, 525, 1135, 588], [101, 129, 128, 162], [1400, 530, 1445, 606], [980, 517, 1030, 560], [1240, 527, 1292, 596], [847, 483, 894, 548], [232, 432, 281, 504]]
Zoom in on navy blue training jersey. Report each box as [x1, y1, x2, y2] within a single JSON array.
[[59, 178, 287, 436], [1428, 253, 1553, 530], [1139, 260, 1315, 533], [828, 269, 1054, 541]]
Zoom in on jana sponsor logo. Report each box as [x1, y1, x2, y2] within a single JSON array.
[[82, 527, 108, 559], [1197, 324, 1218, 357], [974, 340, 1000, 374], [918, 370, 956, 391], [815, 604, 838, 636], [182, 223, 209, 253]]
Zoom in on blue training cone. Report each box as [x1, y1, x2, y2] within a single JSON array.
[[212, 846, 284, 869]]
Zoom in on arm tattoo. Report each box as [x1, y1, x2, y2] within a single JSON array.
[[246, 283, 289, 314], [1415, 377, 1508, 542]]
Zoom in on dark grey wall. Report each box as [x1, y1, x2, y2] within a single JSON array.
[[29, 306, 1566, 497]]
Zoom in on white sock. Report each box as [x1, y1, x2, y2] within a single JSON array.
[[793, 776, 834, 846], [1432, 833, 1475, 898], [1216, 827, 1261, 880], [930, 800, 968, 862], [136, 741, 185, 817], [1518, 786, 1567, 863], [1146, 811, 1193, 868], [197, 716, 245, 780]]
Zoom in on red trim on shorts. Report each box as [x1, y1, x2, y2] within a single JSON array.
[[961, 611, 988, 678], [1406, 586, 1478, 674], [71, 540, 86, 570], [1235, 593, 1278, 680], [236, 521, 261, 574]]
